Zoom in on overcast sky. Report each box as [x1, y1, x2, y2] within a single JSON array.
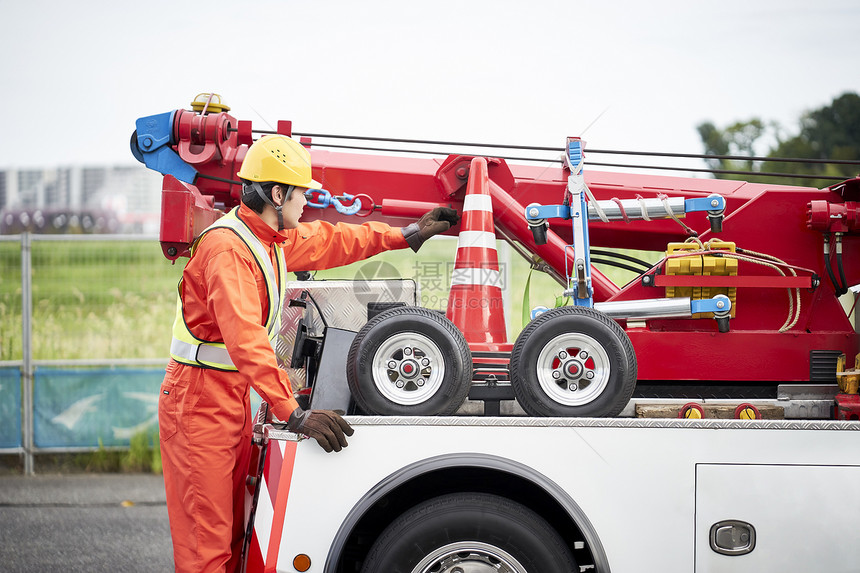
[[1, 0, 857, 171]]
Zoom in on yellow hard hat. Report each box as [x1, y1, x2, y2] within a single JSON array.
[[237, 135, 322, 189]]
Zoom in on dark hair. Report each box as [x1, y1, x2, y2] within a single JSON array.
[[241, 180, 277, 214]]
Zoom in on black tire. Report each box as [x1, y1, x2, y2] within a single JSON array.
[[346, 306, 472, 416], [510, 306, 637, 417], [361, 492, 578, 573]]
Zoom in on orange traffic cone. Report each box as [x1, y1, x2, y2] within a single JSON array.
[[446, 156, 509, 351]]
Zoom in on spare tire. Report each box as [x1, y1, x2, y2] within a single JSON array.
[[346, 306, 472, 415]]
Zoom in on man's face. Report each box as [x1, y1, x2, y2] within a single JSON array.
[[280, 186, 307, 229]]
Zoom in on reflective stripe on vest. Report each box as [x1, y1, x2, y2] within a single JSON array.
[[170, 207, 287, 371]]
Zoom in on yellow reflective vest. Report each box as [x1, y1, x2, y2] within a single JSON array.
[[169, 207, 286, 371]]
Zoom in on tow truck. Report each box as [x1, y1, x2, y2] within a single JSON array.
[[133, 94, 859, 572]]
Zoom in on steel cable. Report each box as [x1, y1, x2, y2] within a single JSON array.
[[261, 133, 855, 182]]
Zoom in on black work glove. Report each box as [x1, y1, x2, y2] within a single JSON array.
[[402, 207, 460, 252], [287, 408, 354, 452]]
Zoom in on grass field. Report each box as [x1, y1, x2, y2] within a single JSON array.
[[0, 240, 183, 361], [0, 236, 656, 362]]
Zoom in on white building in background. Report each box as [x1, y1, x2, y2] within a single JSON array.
[[0, 166, 162, 234]]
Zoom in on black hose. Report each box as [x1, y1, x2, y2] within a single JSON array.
[[837, 250, 849, 297], [590, 257, 648, 275], [590, 249, 653, 270], [197, 173, 244, 185], [823, 235, 844, 296]]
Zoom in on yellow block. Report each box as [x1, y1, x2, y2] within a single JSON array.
[[665, 241, 737, 318], [837, 353, 860, 394]]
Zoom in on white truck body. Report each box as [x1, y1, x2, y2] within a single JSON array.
[[245, 416, 860, 573]]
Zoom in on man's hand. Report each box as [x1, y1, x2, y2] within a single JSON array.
[[287, 408, 354, 452], [402, 207, 460, 252]]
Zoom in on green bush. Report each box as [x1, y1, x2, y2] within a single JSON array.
[[122, 430, 161, 474]]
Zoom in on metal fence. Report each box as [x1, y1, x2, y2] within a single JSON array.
[[0, 231, 536, 474], [0, 233, 180, 475]]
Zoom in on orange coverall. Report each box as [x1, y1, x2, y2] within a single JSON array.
[[159, 203, 407, 572]]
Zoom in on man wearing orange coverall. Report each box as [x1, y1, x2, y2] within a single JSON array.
[[159, 134, 458, 573]]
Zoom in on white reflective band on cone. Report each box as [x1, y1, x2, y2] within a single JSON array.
[[456, 230, 497, 250], [463, 194, 493, 212], [451, 267, 503, 288]]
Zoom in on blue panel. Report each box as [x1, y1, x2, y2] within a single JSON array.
[[0, 368, 22, 448], [33, 367, 266, 449], [34, 368, 165, 448]]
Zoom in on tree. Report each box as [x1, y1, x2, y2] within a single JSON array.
[[697, 92, 860, 187]]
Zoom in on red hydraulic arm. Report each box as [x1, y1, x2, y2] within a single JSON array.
[[132, 98, 859, 386]]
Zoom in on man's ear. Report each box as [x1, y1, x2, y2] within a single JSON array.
[[271, 185, 284, 207]]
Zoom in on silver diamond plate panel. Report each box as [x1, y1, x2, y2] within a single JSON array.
[[260, 416, 860, 441], [274, 279, 417, 390], [343, 416, 860, 431]]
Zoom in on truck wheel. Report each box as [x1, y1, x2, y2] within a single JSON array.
[[346, 306, 472, 415], [360, 492, 577, 573], [510, 306, 636, 417]]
